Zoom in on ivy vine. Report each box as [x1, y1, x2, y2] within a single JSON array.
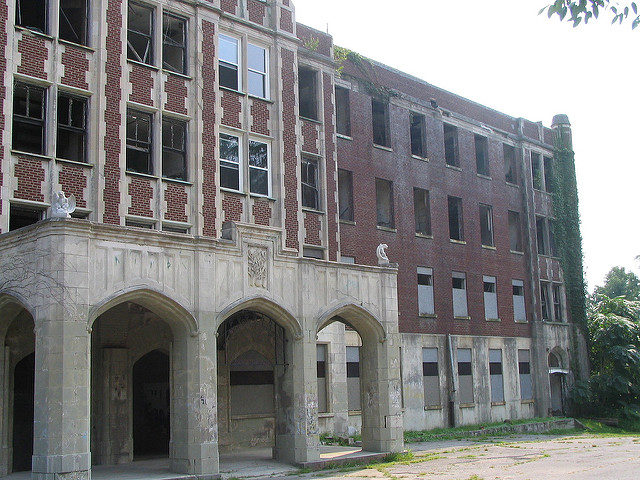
[[333, 46, 398, 100]]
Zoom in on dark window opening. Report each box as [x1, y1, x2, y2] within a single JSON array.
[[479, 204, 494, 247], [508, 211, 523, 252], [552, 284, 564, 321], [298, 67, 318, 120], [16, 0, 47, 33], [301, 157, 319, 210], [13, 82, 46, 155], [458, 360, 472, 376], [531, 152, 543, 190], [444, 123, 459, 167], [219, 34, 239, 90], [536, 216, 548, 255], [249, 140, 269, 196], [335, 86, 351, 136], [504, 144, 517, 184], [548, 220, 557, 256], [376, 178, 394, 228], [513, 283, 524, 296], [12, 353, 35, 472], [410, 113, 426, 157], [126, 109, 153, 174], [413, 188, 431, 236], [162, 13, 186, 74], [338, 169, 353, 222], [162, 118, 186, 180], [128, 2, 154, 65], [448, 196, 464, 241], [303, 247, 324, 259], [543, 156, 554, 193], [57, 93, 87, 162], [371, 99, 389, 147], [475, 135, 490, 176], [423, 360, 438, 376], [9, 205, 44, 231], [60, 0, 87, 45], [452, 276, 465, 290], [540, 282, 550, 321], [219, 133, 240, 190], [484, 280, 496, 293]]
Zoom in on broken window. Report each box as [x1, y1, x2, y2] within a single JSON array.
[[219, 133, 240, 190], [57, 93, 87, 162], [338, 169, 354, 222], [298, 66, 317, 120], [452, 272, 468, 318], [346, 346, 361, 411], [248, 44, 268, 98], [13, 82, 46, 155], [489, 349, 504, 403], [422, 348, 440, 407], [301, 157, 319, 209], [536, 216, 548, 255], [219, 34, 240, 90], [162, 117, 187, 180], [457, 348, 473, 404], [508, 211, 523, 252], [317, 344, 328, 413], [371, 99, 390, 147], [162, 13, 187, 74], [479, 204, 494, 247], [413, 188, 431, 236], [375, 178, 394, 228], [335, 86, 351, 136], [552, 284, 564, 322], [59, 0, 87, 45], [504, 144, 517, 184], [410, 112, 426, 157], [531, 152, 543, 190], [540, 281, 551, 321], [127, 2, 154, 65], [249, 139, 269, 196], [512, 280, 526, 322], [483, 275, 498, 320], [417, 267, 434, 316], [543, 156, 554, 193], [9, 204, 44, 231], [444, 123, 459, 167], [518, 349, 532, 400], [448, 196, 464, 241], [126, 109, 153, 174], [16, 0, 48, 33], [475, 134, 490, 176]]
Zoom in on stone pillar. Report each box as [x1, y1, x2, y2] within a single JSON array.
[[32, 310, 91, 480], [0, 347, 9, 476]]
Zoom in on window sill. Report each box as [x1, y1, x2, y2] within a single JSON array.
[[162, 220, 192, 231], [163, 68, 192, 81], [162, 177, 193, 186], [250, 193, 276, 201], [533, 188, 552, 195], [15, 25, 53, 41], [348, 410, 362, 415], [340, 219, 356, 226], [230, 413, 274, 420], [337, 133, 352, 141], [476, 173, 492, 181], [521, 399, 535, 405], [318, 412, 334, 419], [515, 320, 529, 324], [10, 198, 50, 208], [424, 405, 442, 411], [55, 158, 93, 168], [220, 187, 247, 196], [372, 143, 393, 152], [302, 207, 325, 215], [445, 164, 462, 171], [58, 38, 94, 52], [125, 214, 157, 226], [482, 245, 497, 251], [299, 115, 322, 124], [491, 401, 506, 407], [126, 171, 159, 180], [459, 403, 475, 409], [506, 181, 520, 188], [415, 233, 433, 239], [485, 318, 501, 322], [248, 93, 273, 103], [412, 154, 429, 162], [510, 250, 525, 256], [127, 59, 159, 71], [543, 320, 569, 326], [419, 313, 437, 319], [450, 239, 466, 245], [454, 316, 471, 320], [376, 226, 397, 233], [538, 254, 561, 260], [11, 150, 53, 162], [219, 85, 245, 96]]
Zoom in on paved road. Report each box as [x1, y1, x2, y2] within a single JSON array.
[[259, 434, 640, 480]]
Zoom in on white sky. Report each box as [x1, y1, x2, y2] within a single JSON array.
[[293, 0, 640, 291]]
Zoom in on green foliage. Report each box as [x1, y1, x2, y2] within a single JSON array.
[[333, 45, 398, 100], [541, 0, 640, 29], [303, 36, 319, 52], [594, 266, 640, 301]]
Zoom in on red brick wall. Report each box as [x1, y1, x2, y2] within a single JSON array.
[[304, 211, 321, 246], [165, 182, 188, 223], [129, 63, 154, 106], [280, 8, 293, 33], [17, 34, 48, 80], [103, 0, 123, 225], [58, 164, 88, 208], [222, 192, 243, 222], [280, 47, 299, 250], [301, 119, 319, 154], [201, 20, 217, 236], [128, 177, 154, 217], [253, 199, 272, 226], [61, 44, 89, 90], [296, 24, 332, 57], [221, 89, 242, 129], [0, 0, 7, 231], [250, 99, 270, 136], [247, 0, 267, 25], [220, 0, 237, 15], [323, 72, 339, 261], [164, 74, 188, 115], [14, 156, 45, 202]]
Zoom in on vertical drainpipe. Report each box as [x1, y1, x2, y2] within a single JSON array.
[[446, 334, 457, 427]]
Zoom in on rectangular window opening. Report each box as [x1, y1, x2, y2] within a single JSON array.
[[489, 349, 504, 403], [371, 99, 389, 147], [57, 93, 87, 163], [301, 157, 320, 210], [219, 34, 240, 90], [126, 109, 153, 174], [531, 152, 543, 191], [519, 349, 533, 400], [552, 284, 564, 322], [219, 133, 241, 191], [475, 135, 490, 176], [127, 2, 154, 65], [448, 196, 464, 241], [375, 178, 394, 228], [60, 0, 87, 45], [298, 66, 318, 120], [418, 267, 435, 316], [338, 169, 354, 222], [9, 204, 45, 231], [335, 86, 351, 136], [162, 13, 187, 74], [317, 344, 328, 413], [422, 348, 441, 407], [512, 280, 526, 322], [162, 118, 187, 180], [452, 272, 468, 318], [479, 204, 494, 247], [504, 144, 517, 184], [444, 123, 459, 167], [483, 275, 498, 320], [413, 188, 431, 236], [536, 216, 548, 255], [410, 113, 426, 157], [13, 82, 46, 155], [540, 281, 551, 321], [248, 44, 268, 98], [346, 346, 361, 411], [457, 348, 473, 404], [543, 156, 554, 193], [16, 0, 48, 33], [508, 211, 523, 252], [249, 139, 270, 196]]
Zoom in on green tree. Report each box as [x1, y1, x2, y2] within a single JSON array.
[[594, 266, 640, 301], [542, 0, 640, 29]]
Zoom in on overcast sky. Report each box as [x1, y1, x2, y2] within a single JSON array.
[[293, 0, 640, 291]]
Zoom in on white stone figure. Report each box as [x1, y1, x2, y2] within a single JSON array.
[[376, 243, 389, 266], [51, 191, 77, 218]]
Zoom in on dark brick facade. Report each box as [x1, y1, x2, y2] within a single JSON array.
[[165, 183, 188, 223], [61, 44, 90, 90], [128, 177, 154, 218], [129, 63, 154, 106], [58, 164, 88, 209], [164, 74, 188, 115], [0, 0, 7, 233], [17, 33, 48, 80], [14, 156, 45, 202], [201, 20, 217, 237]]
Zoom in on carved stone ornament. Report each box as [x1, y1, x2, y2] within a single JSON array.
[[247, 246, 268, 288], [51, 191, 77, 218], [376, 243, 390, 266]]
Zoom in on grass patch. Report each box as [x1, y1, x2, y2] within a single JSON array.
[[577, 418, 640, 436]]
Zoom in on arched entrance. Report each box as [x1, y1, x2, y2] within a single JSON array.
[[12, 352, 35, 472], [548, 351, 566, 415]]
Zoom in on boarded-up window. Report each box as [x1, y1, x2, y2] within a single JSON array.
[[483, 276, 498, 320], [475, 135, 490, 176], [504, 144, 517, 184], [448, 196, 464, 241], [346, 346, 361, 411], [338, 169, 354, 221], [410, 113, 426, 157], [414, 188, 431, 236], [372, 99, 389, 147], [317, 344, 328, 413], [479, 204, 494, 247], [376, 178, 394, 228], [457, 348, 473, 404], [230, 350, 274, 416], [518, 349, 532, 400], [418, 267, 434, 316], [335, 86, 351, 136], [422, 348, 440, 407], [452, 272, 468, 318], [444, 123, 459, 167], [489, 349, 504, 403], [512, 280, 526, 322], [508, 211, 523, 252]]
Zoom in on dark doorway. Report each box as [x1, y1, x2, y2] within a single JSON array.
[[133, 350, 170, 458], [12, 352, 35, 472]]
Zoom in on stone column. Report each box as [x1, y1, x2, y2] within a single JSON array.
[[0, 347, 9, 476], [32, 309, 91, 480]]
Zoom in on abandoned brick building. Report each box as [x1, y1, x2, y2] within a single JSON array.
[[0, 0, 588, 478]]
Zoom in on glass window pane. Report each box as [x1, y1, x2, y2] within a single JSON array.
[[220, 134, 239, 163], [248, 44, 266, 72], [249, 141, 267, 168], [250, 168, 268, 196], [220, 163, 240, 190], [248, 71, 265, 98], [219, 64, 239, 90], [219, 35, 238, 64]]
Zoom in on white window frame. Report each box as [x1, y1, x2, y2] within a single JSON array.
[[417, 267, 435, 316], [483, 275, 498, 320], [247, 42, 269, 99], [219, 33, 241, 92], [512, 279, 526, 322], [248, 138, 271, 197], [452, 271, 468, 318], [219, 132, 242, 192]]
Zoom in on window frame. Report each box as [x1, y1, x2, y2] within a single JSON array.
[[375, 178, 394, 229], [335, 86, 351, 137], [512, 279, 526, 322], [410, 112, 426, 158], [504, 143, 518, 185], [452, 271, 468, 318], [162, 11, 188, 74], [413, 187, 432, 236], [338, 168, 354, 222], [162, 117, 187, 180], [59, 0, 88, 46], [247, 43, 269, 99], [248, 138, 271, 196], [301, 156, 320, 210], [56, 92, 88, 163], [479, 203, 494, 247], [16, 0, 48, 34], [12, 82, 47, 155], [219, 132, 242, 192], [443, 123, 459, 167], [126, 109, 154, 175], [298, 66, 318, 120], [508, 210, 523, 253], [127, 1, 155, 66], [489, 349, 504, 404], [219, 33, 241, 91], [483, 275, 498, 320], [422, 347, 441, 407], [457, 348, 474, 404], [448, 196, 464, 242], [417, 267, 435, 316], [518, 349, 533, 401], [371, 98, 390, 148], [474, 134, 490, 176]]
